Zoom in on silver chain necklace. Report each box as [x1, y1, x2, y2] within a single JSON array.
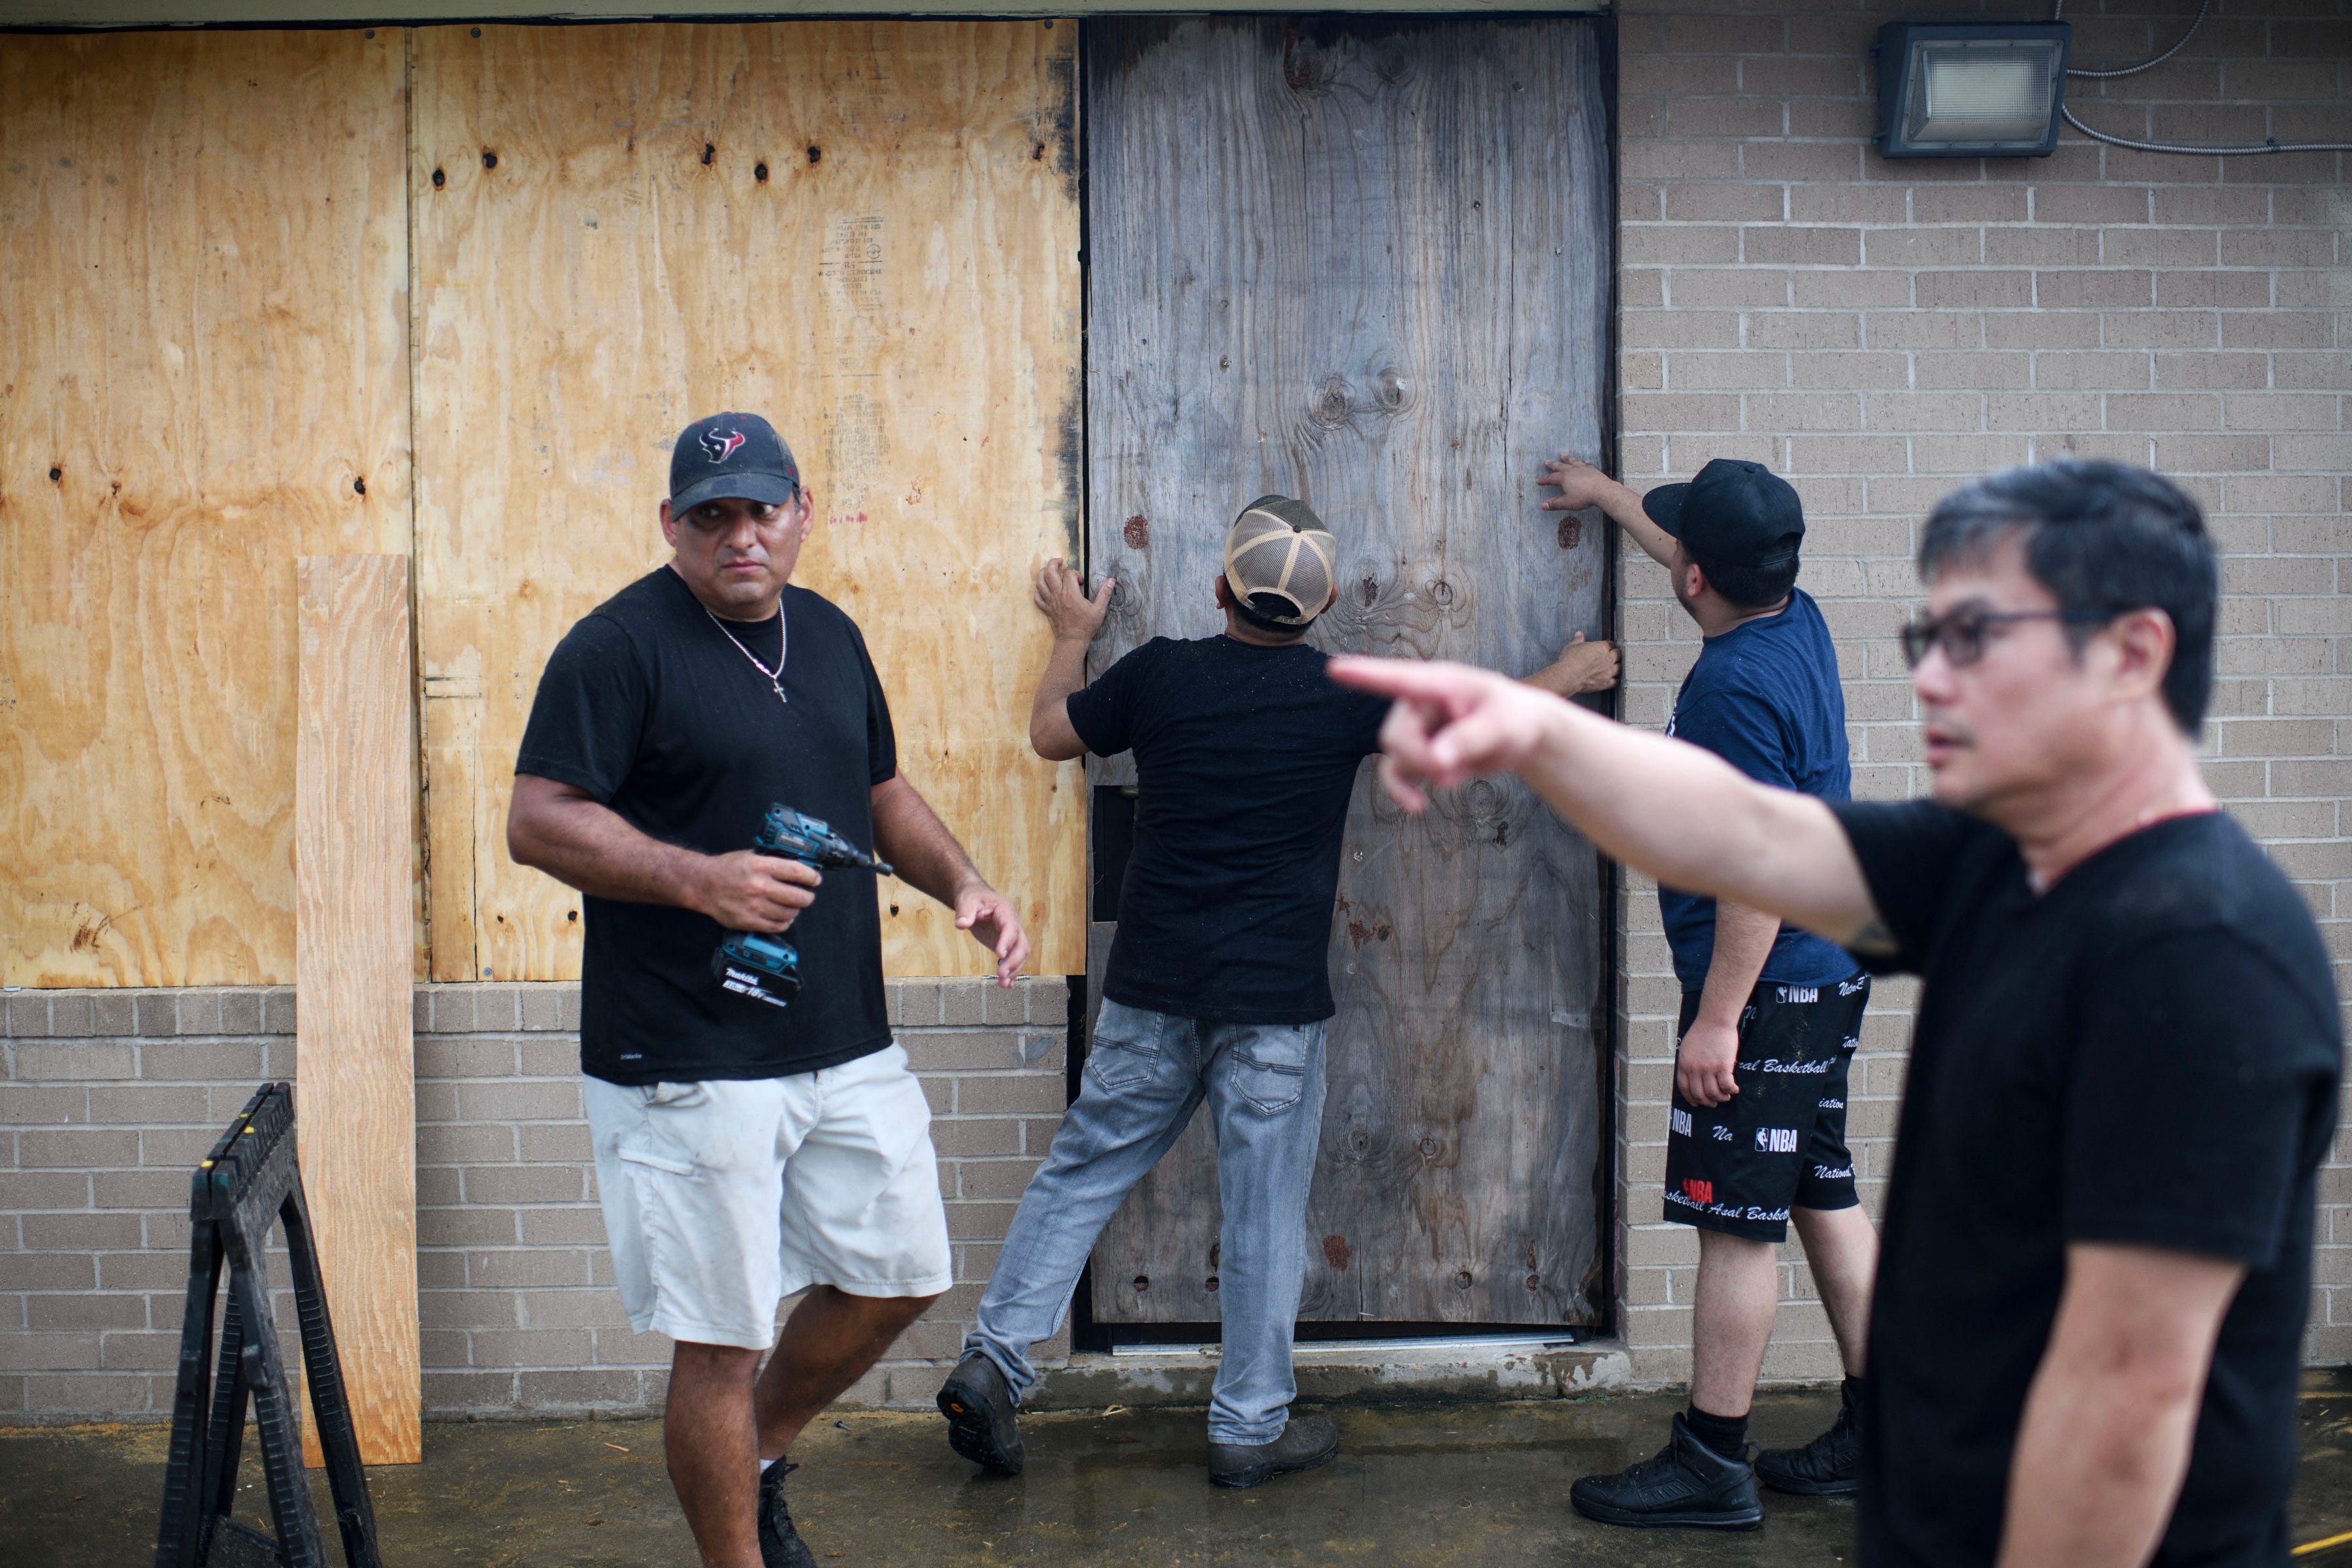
[[704, 604, 788, 706]]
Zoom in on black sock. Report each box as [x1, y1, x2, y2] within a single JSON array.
[[1683, 1402, 1749, 1460], [1841, 1375, 1866, 1410]]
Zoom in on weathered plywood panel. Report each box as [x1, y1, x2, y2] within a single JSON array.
[[1086, 18, 1610, 1326], [0, 30, 413, 986], [412, 20, 1085, 983], [294, 555, 419, 1467]]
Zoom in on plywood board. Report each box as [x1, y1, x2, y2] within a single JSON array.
[[410, 20, 1085, 983], [294, 554, 420, 1467], [0, 29, 413, 987], [1086, 18, 1612, 1326]]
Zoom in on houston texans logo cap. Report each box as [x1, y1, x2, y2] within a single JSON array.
[[670, 412, 800, 512]]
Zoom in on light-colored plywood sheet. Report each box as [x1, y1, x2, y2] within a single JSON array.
[[294, 554, 419, 1467], [412, 20, 1085, 983], [1086, 18, 1611, 1327], [0, 30, 413, 987]]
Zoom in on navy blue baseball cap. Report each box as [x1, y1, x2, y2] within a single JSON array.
[[1642, 458, 1804, 570], [669, 412, 801, 513]]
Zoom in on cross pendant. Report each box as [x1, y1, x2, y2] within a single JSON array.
[[772, 680, 789, 705]]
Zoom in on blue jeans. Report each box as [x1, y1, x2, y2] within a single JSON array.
[[965, 999, 1329, 1445]]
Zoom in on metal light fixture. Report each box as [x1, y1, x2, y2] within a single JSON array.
[[1872, 22, 2072, 158]]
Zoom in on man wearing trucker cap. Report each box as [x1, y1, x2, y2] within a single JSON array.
[[935, 497, 1384, 1489], [1539, 455, 1878, 1528], [507, 413, 1030, 1568]]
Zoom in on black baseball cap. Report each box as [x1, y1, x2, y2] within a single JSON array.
[[1642, 458, 1804, 570], [669, 412, 801, 513]]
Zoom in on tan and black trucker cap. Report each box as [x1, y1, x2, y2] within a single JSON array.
[[1222, 496, 1337, 626]]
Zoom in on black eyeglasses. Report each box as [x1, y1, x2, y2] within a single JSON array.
[[1899, 606, 2117, 670]]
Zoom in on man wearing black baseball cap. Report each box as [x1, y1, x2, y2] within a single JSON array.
[[508, 412, 1031, 1568], [1537, 455, 1877, 1527]]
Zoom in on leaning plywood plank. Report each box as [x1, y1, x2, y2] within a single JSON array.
[[0, 30, 413, 987], [410, 20, 1085, 983], [295, 555, 421, 1467]]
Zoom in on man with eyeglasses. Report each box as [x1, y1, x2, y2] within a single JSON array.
[[1537, 456, 1876, 1527], [1333, 459, 2340, 1568], [508, 413, 1031, 1568]]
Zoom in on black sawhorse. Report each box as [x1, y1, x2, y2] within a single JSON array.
[[154, 1083, 383, 1568]]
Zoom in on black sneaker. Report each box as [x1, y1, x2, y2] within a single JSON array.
[[1757, 1388, 1861, 1496], [1569, 1413, 1764, 1530], [938, 1351, 1026, 1476], [757, 1462, 817, 1568], [1207, 1414, 1339, 1489]]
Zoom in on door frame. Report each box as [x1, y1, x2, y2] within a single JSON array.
[[1065, 8, 1625, 1352]]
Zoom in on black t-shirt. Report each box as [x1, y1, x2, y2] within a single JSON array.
[[1833, 801, 2341, 1568], [516, 568, 898, 1085], [1066, 635, 1389, 1024]]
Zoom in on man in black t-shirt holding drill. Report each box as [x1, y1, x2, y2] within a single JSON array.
[[510, 413, 1030, 1568], [1335, 461, 2340, 1567], [935, 497, 1389, 1490]]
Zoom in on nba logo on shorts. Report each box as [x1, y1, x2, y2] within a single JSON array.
[[1671, 1108, 1692, 1137], [1682, 1178, 1713, 1205], [1756, 1127, 1798, 1153]]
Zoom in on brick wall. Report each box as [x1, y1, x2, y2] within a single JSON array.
[[0, 979, 1068, 1421], [1610, 0, 2350, 1383]]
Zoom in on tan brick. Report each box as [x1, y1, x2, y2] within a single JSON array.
[[1915, 353, 2031, 391], [1793, 270, 1913, 309], [1667, 269, 1791, 309], [1917, 270, 2032, 309]]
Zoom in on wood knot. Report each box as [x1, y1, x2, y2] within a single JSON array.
[[1525, 1273, 1543, 1290], [806, 144, 822, 164], [1360, 576, 1379, 606], [1131, 1274, 1149, 1292], [1311, 377, 1353, 429], [1322, 1234, 1352, 1271], [1418, 1136, 1437, 1156], [1454, 1269, 1475, 1291], [480, 150, 497, 171], [1375, 47, 1412, 84], [754, 162, 769, 182], [1204, 1275, 1219, 1293], [1374, 368, 1409, 412], [1428, 578, 1454, 606], [1558, 516, 1583, 550], [1465, 779, 1501, 817], [1122, 514, 1149, 549], [431, 167, 445, 189], [1281, 39, 1332, 93], [701, 142, 715, 166]]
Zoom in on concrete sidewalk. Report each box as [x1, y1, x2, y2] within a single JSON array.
[[10, 1377, 2352, 1565]]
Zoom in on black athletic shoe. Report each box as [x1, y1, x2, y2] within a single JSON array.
[[1207, 1414, 1339, 1489], [1757, 1389, 1861, 1496], [938, 1351, 1027, 1476], [757, 1462, 818, 1568], [1569, 1413, 1765, 1530]]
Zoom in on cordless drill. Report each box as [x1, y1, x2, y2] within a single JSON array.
[[710, 805, 894, 1009]]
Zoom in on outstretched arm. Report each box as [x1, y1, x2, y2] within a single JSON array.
[[1539, 455, 1679, 570], [1028, 557, 1111, 761], [1328, 658, 1887, 951], [871, 773, 1030, 986]]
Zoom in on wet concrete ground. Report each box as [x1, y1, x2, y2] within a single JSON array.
[[10, 1375, 2352, 1565]]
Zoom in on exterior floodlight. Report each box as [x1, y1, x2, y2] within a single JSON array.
[[1872, 22, 2072, 158]]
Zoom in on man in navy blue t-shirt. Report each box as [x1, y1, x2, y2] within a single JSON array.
[[1538, 457, 1874, 1528]]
